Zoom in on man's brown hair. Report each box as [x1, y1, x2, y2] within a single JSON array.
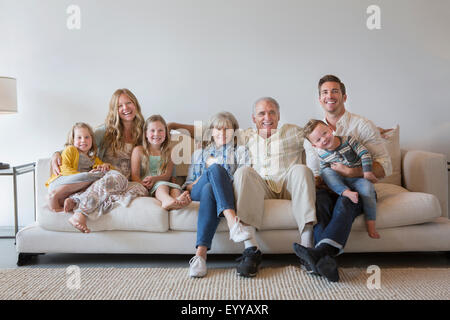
[[318, 74, 346, 95]]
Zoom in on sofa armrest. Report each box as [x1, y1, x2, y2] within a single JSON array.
[[401, 149, 448, 218], [35, 158, 51, 208]]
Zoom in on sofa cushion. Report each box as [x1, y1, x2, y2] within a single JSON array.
[[377, 125, 401, 186], [170, 133, 194, 177], [36, 158, 169, 233], [351, 183, 442, 231], [170, 183, 441, 232], [38, 197, 169, 232], [170, 199, 298, 232]]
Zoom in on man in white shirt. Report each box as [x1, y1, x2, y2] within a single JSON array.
[[294, 75, 392, 282], [232, 97, 316, 277]]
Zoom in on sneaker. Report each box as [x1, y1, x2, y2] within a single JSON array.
[[229, 217, 253, 243], [236, 246, 262, 277], [189, 255, 207, 278]]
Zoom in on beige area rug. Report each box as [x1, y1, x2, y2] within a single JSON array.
[[0, 266, 449, 300]]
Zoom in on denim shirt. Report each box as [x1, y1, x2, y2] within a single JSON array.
[[183, 143, 250, 189]]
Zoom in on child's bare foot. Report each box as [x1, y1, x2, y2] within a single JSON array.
[[366, 220, 380, 239], [176, 191, 191, 207], [342, 189, 359, 204], [68, 212, 90, 233], [64, 198, 76, 213], [368, 230, 380, 239], [161, 198, 183, 210]]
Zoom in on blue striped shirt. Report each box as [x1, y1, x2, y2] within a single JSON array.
[[317, 135, 373, 174]]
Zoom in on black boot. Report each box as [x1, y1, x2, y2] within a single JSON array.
[[293, 243, 340, 282], [293, 243, 321, 274]]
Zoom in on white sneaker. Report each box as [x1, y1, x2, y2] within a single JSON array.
[[189, 255, 207, 278], [229, 217, 253, 243]]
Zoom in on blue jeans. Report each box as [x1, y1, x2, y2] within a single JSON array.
[[314, 188, 363, 254], [190, 164, 236, 250], [321, 167, 377, 221]]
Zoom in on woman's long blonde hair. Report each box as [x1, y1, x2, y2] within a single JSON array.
[[141, 115, 172, 177], [65, 122, 98, 159], [103, 89, 145, 155]]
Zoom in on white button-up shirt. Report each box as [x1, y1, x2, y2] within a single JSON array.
[[304, 110, 392, 177]]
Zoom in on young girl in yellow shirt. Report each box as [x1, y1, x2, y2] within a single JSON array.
[[46, 123, 113, 227]]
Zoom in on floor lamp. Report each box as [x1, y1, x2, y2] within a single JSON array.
[[0, 77, 18, 169]]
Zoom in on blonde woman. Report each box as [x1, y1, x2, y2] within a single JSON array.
[[131, 115, 191, 210], [183, 112, 255, 278], [50, 89, 149, 233]]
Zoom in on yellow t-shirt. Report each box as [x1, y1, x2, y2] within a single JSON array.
[[45, 145, 105, 187]]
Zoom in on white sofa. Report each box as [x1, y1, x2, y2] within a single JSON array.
[[15, 132, 450, 265]]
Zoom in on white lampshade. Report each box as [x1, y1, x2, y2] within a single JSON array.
[[0, 77, 17, 114]]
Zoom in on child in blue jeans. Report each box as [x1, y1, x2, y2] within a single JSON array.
[[304, 119, 380, 239]]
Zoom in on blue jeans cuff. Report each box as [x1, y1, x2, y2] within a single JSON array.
[[216, 204, 236, 216]]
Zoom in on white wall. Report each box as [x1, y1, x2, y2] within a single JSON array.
[[0, 0, 449, 227]]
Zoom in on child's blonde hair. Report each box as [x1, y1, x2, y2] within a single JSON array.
[[203, 111, 240, 149], [302, 119, 328, 143], [65, 122, 98, 158], [103, 88, 145, 156], [141, 115, 171, 176]]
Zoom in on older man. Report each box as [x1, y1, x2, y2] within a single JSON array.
[[295, 74, 392, 282], [169, 97, 317, 277], [231, 97, 316, 277]]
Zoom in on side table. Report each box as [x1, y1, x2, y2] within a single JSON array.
[[0, 162, 36, 238]]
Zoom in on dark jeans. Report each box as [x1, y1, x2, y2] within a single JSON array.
[[190, 164, 236, 250], [314, 188, 363, 255]]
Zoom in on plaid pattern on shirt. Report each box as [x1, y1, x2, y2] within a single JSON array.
[[243, 124, 305, 193]]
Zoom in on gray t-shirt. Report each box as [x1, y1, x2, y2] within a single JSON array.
[[77, 153, 95, 172], [94, 125, 134, 180]]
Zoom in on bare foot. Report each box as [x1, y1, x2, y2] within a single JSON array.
[[64, 198, 77, 213], [342, 189, 359, 204], [176, 191, 192, 207], [161, 198, 183, 210], [366, 220, 380, 239], [368, 231, 380, 239], [68, 212, 90, 233]]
